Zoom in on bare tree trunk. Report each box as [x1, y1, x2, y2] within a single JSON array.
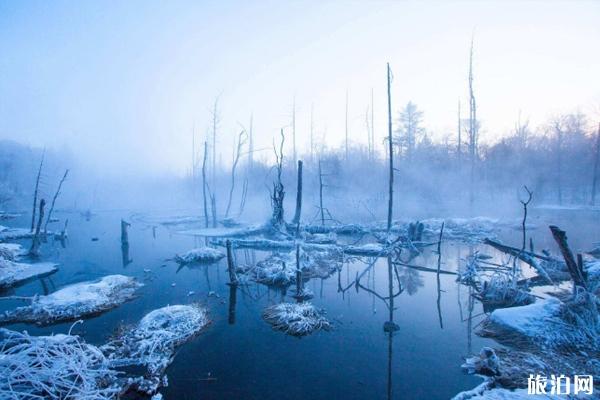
[[248, 114, 254, 173], [468, 36, 477, 207], [457, 99, 461, 165], [226, 239, 238, 285], [371, 88, 375, 161], [386, 63, 394, 232], [202, 141, 209, 228], [120, 219, 130, 245], [318, 159, 325, 226], [211, 97, 219, 186], [310, 103, 314, 162], [345, 89, 349, 160], [238, 178, 248, 217], [209, 188, 217, 228], [225, 131, 247, 218], [31, 151, 45, 232], [44, 169, 69, 234], [270, 129, 286, 228], [591, 123, 600, 205], [520, 186, 533, 251], [292, 160, 303, 227], [295, 244, 303, 296], [292, 96, 297, 170], [29, 199, 45, 257]]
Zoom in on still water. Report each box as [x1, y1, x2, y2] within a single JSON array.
[[1, 208, 597, 400]]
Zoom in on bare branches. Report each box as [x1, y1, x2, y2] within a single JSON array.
[[225, 130, 248, 218], [519, 185, 533, 251], [44, 169, 69, 235]]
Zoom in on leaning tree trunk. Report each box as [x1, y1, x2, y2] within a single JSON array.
[[44, 169, 69, 235], [31, 152, 45, 232], [29, 199, 46, 257]]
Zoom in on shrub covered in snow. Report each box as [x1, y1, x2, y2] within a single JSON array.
[[102, 304, 209, 395], [0, 275, 142, 326], [0, 328, 120, 400], [263, 302, 331, 336]]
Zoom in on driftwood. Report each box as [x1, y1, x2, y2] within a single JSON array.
[[549, 225, 587, 289], [483, 238, 555, 284]]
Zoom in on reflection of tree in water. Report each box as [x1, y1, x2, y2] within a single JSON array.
[[397, 266, 423, 295]]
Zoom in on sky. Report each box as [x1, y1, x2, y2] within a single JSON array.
[[0, 0, 598, 176]]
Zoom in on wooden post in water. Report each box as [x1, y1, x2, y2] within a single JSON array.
[[120, 220, 130, 245], [226, 240, 239, 286], [292, 160, 303, 231], [295, 244, 303, 297]]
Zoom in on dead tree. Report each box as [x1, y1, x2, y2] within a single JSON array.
[[310, 103, 315, 162], [210, 96, 220, 186], [592, 123, 600, 206], [318, 159, 325, 226], [295, 244, 303, 297], [370, 88, 375, 161], [120, 219, 130, 245], [238, 177, 248, 217], [270, 129, 285, 229], [225, 130, 248, 218], [248, 114, 254, 173], [386, 63, 394, 232], [206, 183, 217, 228], [292, 160, 303, 228], [519, 186, 533, 251], [226, 240, 239, 286], [29, 199, 45, 257], [292, 97, 297, 170], [457, 99, 462, 165], [202, 141, 209, 228], [436, 222, 445, 329], [345, 89, 349, 160], [468, 36, 478, 206], [31, 151, 45, 232], [549, 225, 587, 290], [44, 169, 69, 234]]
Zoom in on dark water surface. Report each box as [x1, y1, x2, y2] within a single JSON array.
[[1, 208, 598, 400]]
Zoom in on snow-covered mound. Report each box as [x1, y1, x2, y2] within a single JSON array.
[[0, 226, 34, 242], [0, 328, 120, 399], [174, 247, 225, 264], [0, 275, 142, 326], [0, 242, 25, 260], [102, 304, 208, 395], [263, 302, 331, 336], [0, 258, 58, 288]]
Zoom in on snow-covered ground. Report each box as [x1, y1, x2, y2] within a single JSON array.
[[0, 258, 58, 289]]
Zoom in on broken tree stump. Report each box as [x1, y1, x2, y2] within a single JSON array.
[[549, 225, 587, 290], [226, 239, 239, 286]]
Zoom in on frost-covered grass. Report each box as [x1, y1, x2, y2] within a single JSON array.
[[102, 304, 208, 395], [476, 274, 535, 310], [174, 247, 225, 264], [263, 302, 331, 336], [0, 257, 58, 289], [0, 328, 120, 400], [0, 275, 142, 326]]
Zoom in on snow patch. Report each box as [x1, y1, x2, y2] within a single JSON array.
[[263, 302, 331, 336], [0, 258, 58, 288], [0, 275, 142, 325], [174, 247, 225, 264]]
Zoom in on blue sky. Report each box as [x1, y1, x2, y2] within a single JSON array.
[[0, 0, 598, 174]]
